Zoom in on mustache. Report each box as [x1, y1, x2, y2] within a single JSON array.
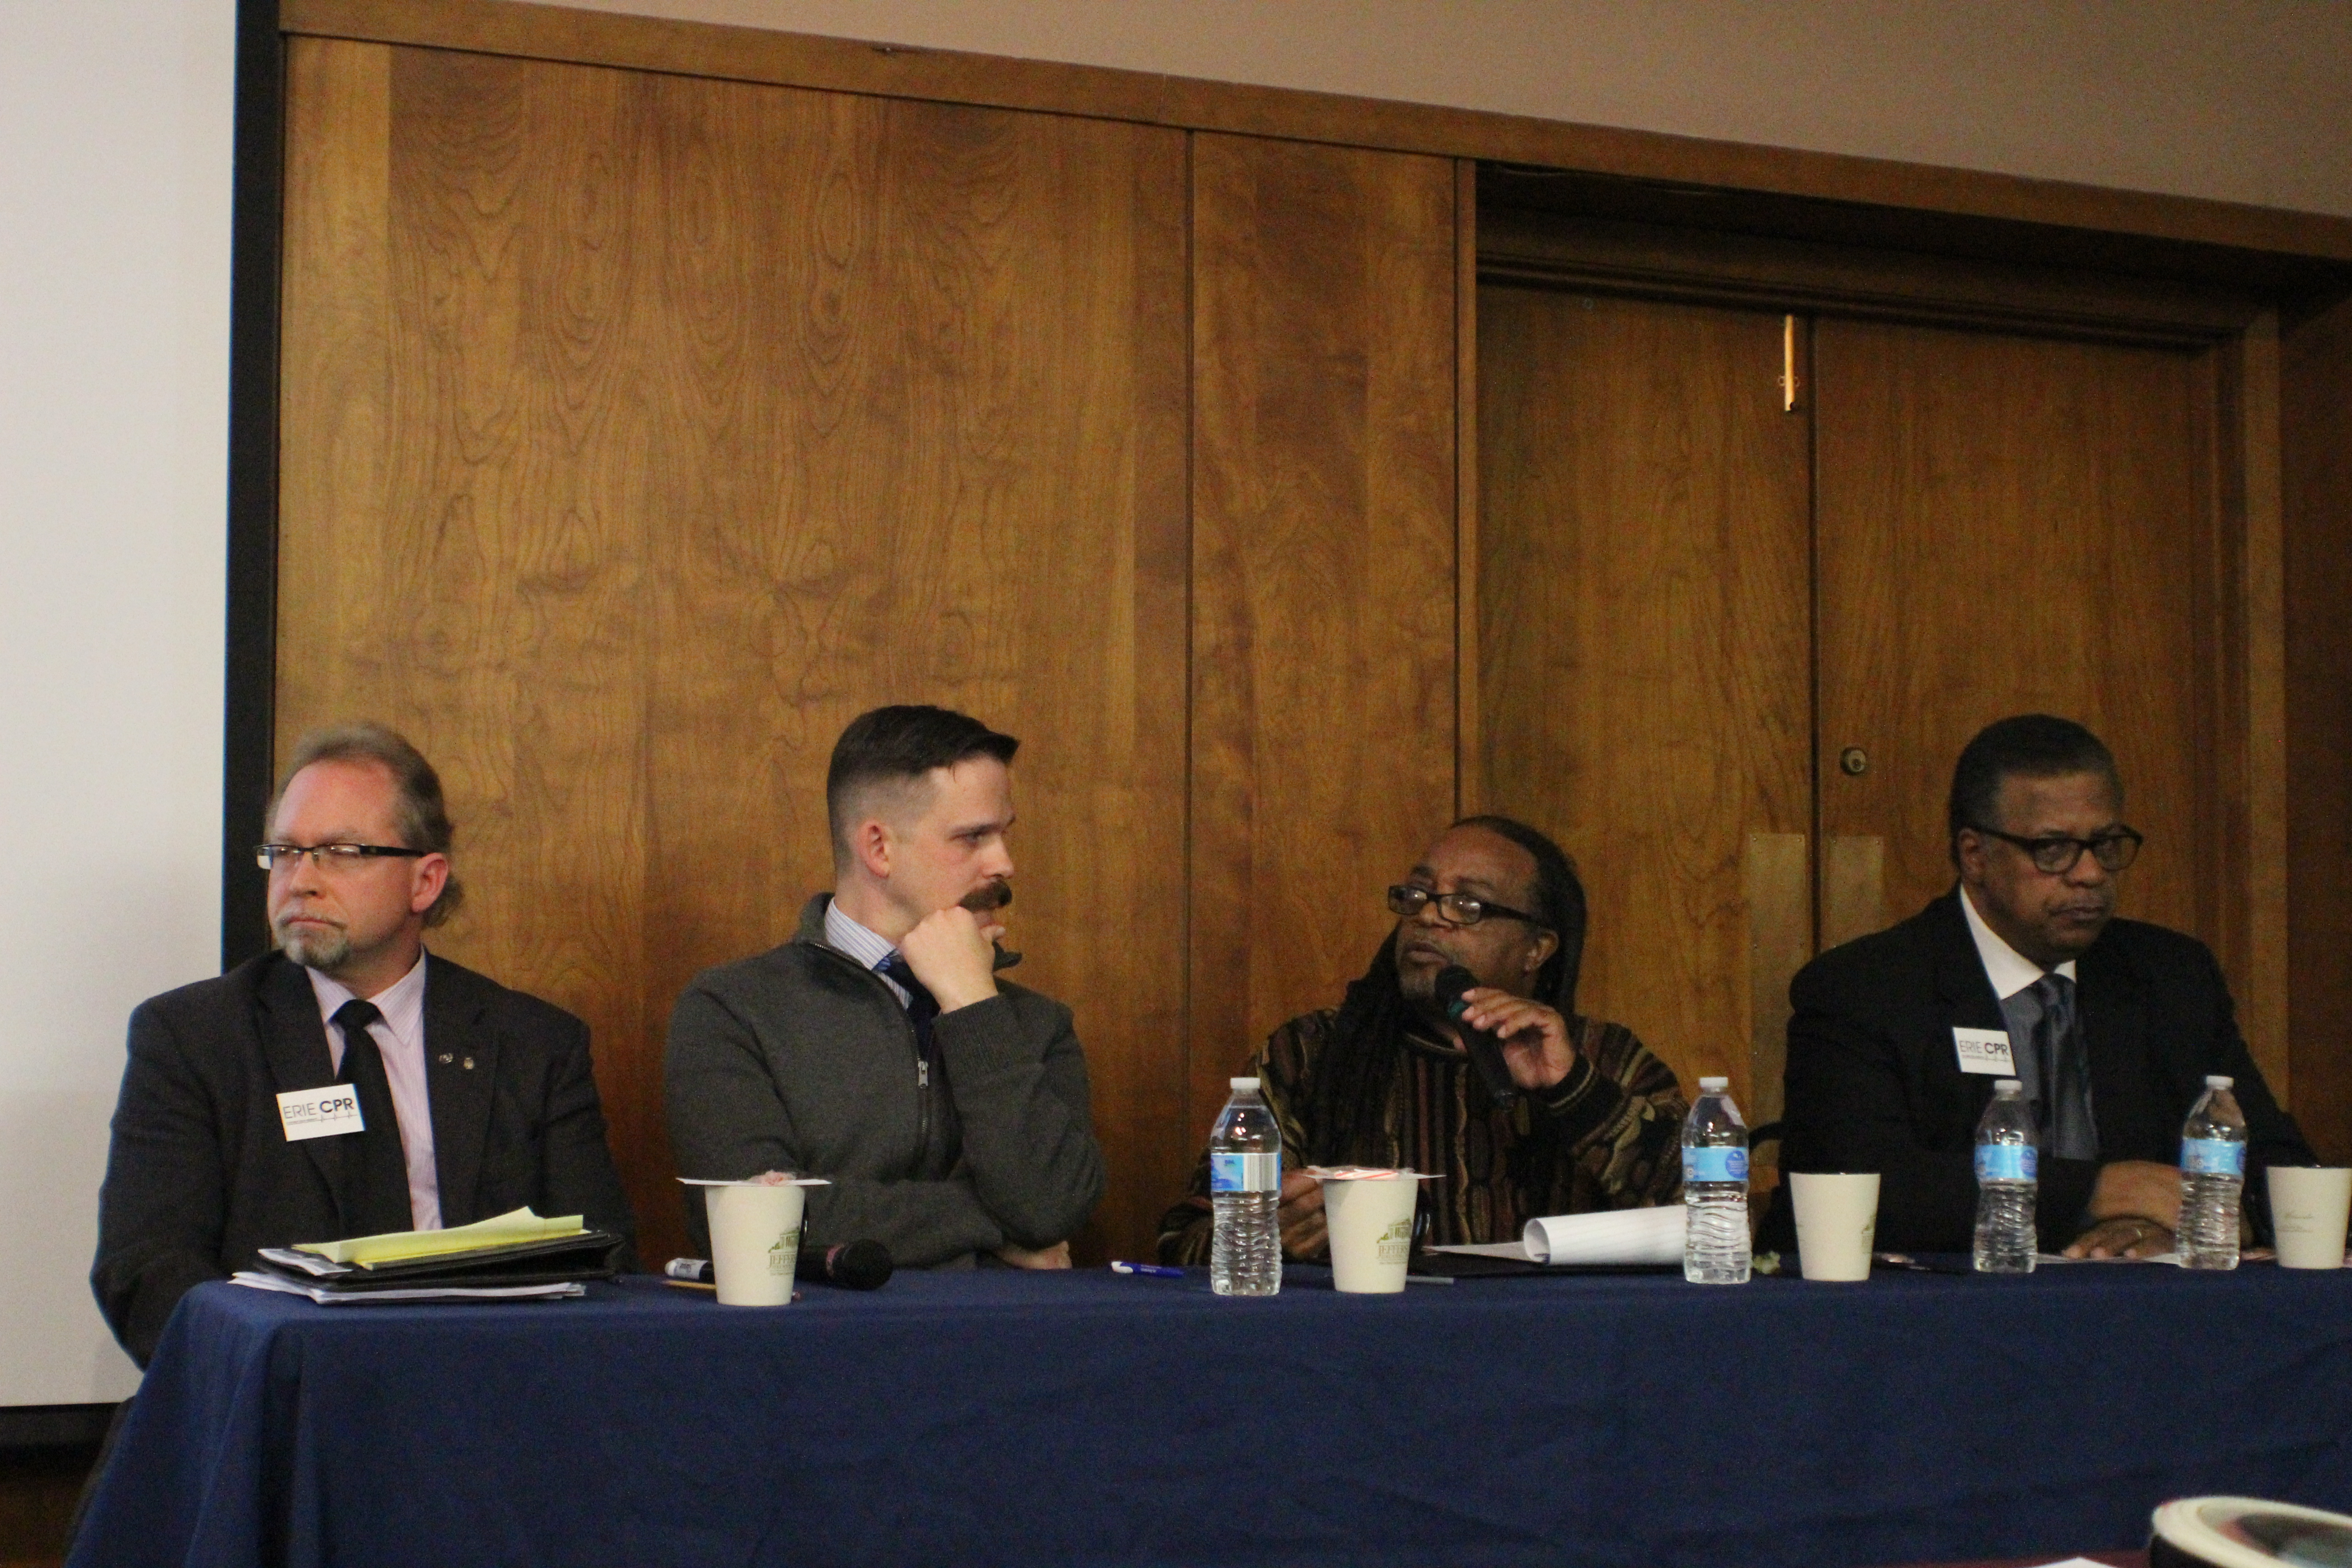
[[960, 881, 1012, 914]]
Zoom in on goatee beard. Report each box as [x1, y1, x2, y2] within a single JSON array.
[[276, 922, 350, 971]]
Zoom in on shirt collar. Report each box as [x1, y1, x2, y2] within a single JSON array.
[[1959, 884, 2077, 1001], [823, 898, 910, 1005], [305, 946, 430, 1049]]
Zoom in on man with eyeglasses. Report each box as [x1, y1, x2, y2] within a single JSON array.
[[1157, 816, 1686, 1265], [92, 723, 636, 1365], [1770, 713, 2311, 1260]]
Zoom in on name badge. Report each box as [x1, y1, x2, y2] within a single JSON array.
[[277, 1084, 365, 1142], [1952, 1027, 2017, 1076]]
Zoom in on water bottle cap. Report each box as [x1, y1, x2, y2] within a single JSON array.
[[2205, 1074, 2234, 1089], [1697, 1076, 1728, 1092], [1230, 1077, 1260, 1091], [1994, 1078, 2022, 1093]]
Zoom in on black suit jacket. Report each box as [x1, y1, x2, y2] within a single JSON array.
[[1767, 889, 2310, 1254], [92, 951, 637, 1364]]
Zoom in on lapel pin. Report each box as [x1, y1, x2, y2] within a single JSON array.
[[462, 1057, 475, 1071], [437, 1054, 454, 1065]]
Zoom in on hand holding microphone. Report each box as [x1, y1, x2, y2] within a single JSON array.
[[1436, 966, 1577, 1099]]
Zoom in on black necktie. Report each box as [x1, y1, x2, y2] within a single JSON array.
[[332, 999, 413, 1236], [877, 953, 939, 1059]]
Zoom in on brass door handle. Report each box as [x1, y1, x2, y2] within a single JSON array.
[[1839, 746, 1869, 776]]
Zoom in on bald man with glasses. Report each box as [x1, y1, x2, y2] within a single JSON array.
[[1768, 714, 2313, 1261], [1157, 816, 1686, 1266]]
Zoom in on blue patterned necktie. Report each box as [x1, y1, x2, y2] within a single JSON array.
[[877, 952, 939, 1058], [2032, 972, 2096, 1161]]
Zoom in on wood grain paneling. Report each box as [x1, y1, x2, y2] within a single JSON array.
[[1477, 287, 1813, 1110], [278, 0, 2352, 267], [1188, 135, 1459, 1138], [2283, 293, 2352, 1160], [1811, 319, 2276, 1079], [277, 39, 1190, 1264]]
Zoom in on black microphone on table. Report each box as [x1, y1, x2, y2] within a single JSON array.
[[666, 1239, 894, 1291], [1435, 965, 1520, 1108]]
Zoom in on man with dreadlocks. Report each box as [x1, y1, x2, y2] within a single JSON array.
[[1158, 816, 1686, 1265]]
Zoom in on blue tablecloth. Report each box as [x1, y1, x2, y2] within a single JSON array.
[[71, 1261, 2352, 1568]]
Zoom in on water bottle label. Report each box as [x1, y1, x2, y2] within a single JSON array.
[[1682, 1146, 1748, 1184], [1975, 1144, 2036, 1182], [2180, 1137, 2244, 1176], [1210, 1152, 1280, 1193]]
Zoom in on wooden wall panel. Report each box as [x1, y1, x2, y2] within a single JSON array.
[[277, 40, 1191, 1265], [1188, 136, 1459, 1139], [2283, 293, 2352, 1160], [1476, 288, 1813, 1112]]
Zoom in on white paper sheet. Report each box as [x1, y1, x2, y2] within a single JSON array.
[[230, 1271, 586, 1305], [1425, 1204, 1686, 1265]]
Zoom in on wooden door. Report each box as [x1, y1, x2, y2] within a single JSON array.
[[1814, 319, 2225, 960], [277, 39, 1191, 1264], [1477, 286, 1813, 1121]]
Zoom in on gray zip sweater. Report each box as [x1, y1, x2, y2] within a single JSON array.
[[664, 895, 1104, 1266]]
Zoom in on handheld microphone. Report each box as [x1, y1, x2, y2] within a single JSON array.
[[1435, 965, 1520, 1107], [798, 1239, 894, 1290]]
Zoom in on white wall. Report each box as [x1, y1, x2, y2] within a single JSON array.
[[561, 0, 2352, 220], [0, 0, 234, 1403]]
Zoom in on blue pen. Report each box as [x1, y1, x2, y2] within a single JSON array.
[[1109, 1260, 1184, 1278]]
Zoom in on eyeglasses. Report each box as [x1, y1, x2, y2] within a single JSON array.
[[1970, 826, 2144, 875], [255, 843, 426, 873], [1386, 884, 1544, 929]]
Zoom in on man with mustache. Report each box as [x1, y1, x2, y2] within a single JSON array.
[[666, 706, 1102, 1269], [93, 724, 636, 1365], [1158, 816, 1686, 1265], [1771, 714, 2312, 1259]]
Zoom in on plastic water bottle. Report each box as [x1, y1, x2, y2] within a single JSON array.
[[1972, 1079, 2038, 1274], [1682, 1077, 1750, 1284], [1210, 1076, 1282, 1296], [2179, 1074, 2247, 1270]]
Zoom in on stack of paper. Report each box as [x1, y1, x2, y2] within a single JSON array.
[[231, 1207, 623, 1304]]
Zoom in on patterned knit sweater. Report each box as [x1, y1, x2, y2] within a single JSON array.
[[1158, 1007, 1686, 1264]]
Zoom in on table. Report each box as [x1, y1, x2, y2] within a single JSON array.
[[70, 1262, 2352, 1568]]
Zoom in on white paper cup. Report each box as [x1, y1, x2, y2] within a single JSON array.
[[1319, 1174, 1420, 1294], [706, 1182, 806, 1305], [2268, 1166, 2352, 1270], [1789, 1172, 1880, 1282]]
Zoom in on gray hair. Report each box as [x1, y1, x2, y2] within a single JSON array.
[[268, 722, 465, 927]]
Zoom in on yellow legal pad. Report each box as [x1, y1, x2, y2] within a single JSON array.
[[296, 1207, 586, 1269]]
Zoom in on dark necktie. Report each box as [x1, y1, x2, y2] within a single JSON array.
[[876, 953, 940, 1060], [2032, 973, 2097, 1161], [332, 999, 414, 1236]]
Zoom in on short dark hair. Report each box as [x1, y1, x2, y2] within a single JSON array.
[[269, 721, 464, 927], [1451, 813, 1590, 1013], [827, 705, 1019, 867], [1947, 714, 2122, 865]]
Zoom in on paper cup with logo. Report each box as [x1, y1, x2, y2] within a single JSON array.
[[686, 1175, 826, 1305], [2268, 1167, 2352, 1270], [1789, 1171, 1880, 1282], [1312, 1168, 1424, 1294]]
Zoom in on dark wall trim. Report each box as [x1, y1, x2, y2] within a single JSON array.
[[222, 0, 284, 972], [0, 1404, 115, 1451]]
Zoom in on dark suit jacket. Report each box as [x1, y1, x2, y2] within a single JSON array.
[[92, 951, 637, 1364], [1767, 889, 2310, 1255]]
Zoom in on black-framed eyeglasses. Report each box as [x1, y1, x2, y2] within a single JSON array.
[[255, 843, 427, 873], [1386, 884, 1544, 929], [1969, 826, 2144, 875]]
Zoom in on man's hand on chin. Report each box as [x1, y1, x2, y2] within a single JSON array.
[[898, 905, 1004, 1012], [995, 1241, 1071, 1269]]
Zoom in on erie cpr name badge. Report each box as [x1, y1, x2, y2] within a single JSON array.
[[1951, 1027, 2017, 1076], [277, 1084, 365, 1142]]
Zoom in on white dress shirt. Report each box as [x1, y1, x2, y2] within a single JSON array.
[[307, 951, 442, 1231], [823, 898, 911, 1006], [1959, 883, 2077, 1000]]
